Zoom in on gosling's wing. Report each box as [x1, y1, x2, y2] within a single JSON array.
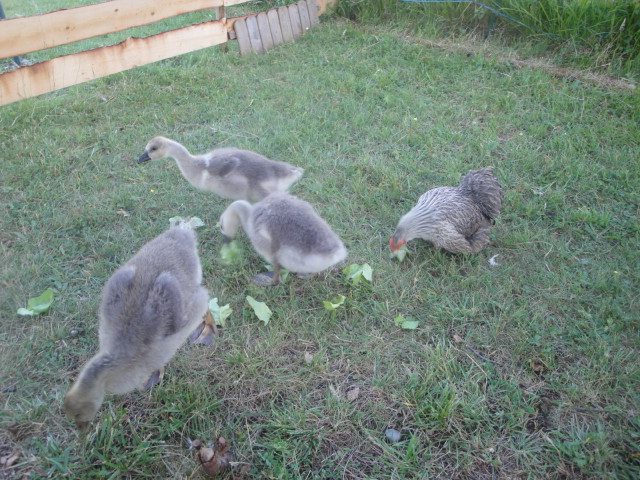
[[100, 266, 136, 327], [100, 265, 155, 350], [142, 272, 186, 338], [207, 156, 241, 177]]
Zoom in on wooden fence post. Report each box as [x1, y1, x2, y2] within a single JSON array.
[[214, 4, 228, 52]]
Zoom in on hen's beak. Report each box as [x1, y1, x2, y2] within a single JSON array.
[[138, 151, 151, 164], [389, 237, 406, 252]]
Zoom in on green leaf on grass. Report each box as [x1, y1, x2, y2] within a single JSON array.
[[246, 296, 272, 325], [390, 244, 409, 262], [361, 263, 373, 281], [394, 314, 419, 330], [18, 288, 54, 316], [208, 298, 232, 327], [323, 295, 346, 311], [169, 216, 205, 229], [220, 240, 243, 265], [343, 263, 373, 285], [28, 288, 54, 312], [402, 320, 420, 330]]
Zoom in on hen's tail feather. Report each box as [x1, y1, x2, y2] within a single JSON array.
[[459, 167, 504, 220]]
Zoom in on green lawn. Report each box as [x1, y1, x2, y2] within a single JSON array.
[[1, 5, 639, 480]]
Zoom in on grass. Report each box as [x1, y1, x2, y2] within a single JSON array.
[[1, 2, 640, 479], [338, 0, 640, 78]]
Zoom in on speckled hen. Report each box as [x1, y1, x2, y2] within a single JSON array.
[[390, 167, 503, 254]]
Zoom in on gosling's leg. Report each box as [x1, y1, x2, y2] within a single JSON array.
[[189, 311, 217, 346], [271, 265, 281, 285], [145, 366, 165, 390]]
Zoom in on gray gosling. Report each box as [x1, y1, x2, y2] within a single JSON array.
[[138, 136, 304, 203], [220, 193, 348, 285], [390, 167, 504, 255], [64, 226, 210, 432]]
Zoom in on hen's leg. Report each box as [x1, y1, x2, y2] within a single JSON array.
[[464, 228, 491, 253]]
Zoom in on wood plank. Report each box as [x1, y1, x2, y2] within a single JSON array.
[[234, 18, 252, 56], [288, 4, 303, 40], [0, 0, 225, 59], [256, 12, 274, 51], [0, 20, 227, 106], [298, 1, 311, 33], [267, 9, 284, 46], [223, 0, 249, 6], [277, 7, 294, 43], [245, 15, 264, 54], [306, 0, 320, 27]]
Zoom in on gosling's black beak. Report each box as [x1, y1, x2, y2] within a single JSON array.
[[222, 234, 232, 244], [76, 420, 90, 434], [138, 151, 151, 164]]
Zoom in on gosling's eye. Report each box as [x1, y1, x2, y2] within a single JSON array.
[[149, 146, 158, 152]]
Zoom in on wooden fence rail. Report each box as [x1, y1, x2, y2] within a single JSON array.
[[0, 0, 333, 106]]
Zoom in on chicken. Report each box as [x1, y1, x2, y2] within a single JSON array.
[[390, 167, 503, 254]]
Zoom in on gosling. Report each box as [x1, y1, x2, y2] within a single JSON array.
[[138, 136, 304, 203], [220, 193, 347, 285], [63, 226, 209, 431]]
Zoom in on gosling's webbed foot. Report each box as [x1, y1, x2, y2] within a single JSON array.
[[145, 367, 165, 390], [252, 271, 279, 286], [189, 311, 217, 346]]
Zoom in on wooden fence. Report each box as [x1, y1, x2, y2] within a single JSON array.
[[0, 0, 333, 106]]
